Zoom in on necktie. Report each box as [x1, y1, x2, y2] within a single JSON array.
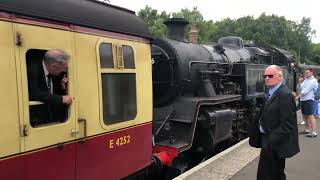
[[46, 74, 53, 123], [47, 74, 52, 94], [265, 93, 269, 101]]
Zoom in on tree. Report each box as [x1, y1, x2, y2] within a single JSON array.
[[289, 18, 315, 61], [310, 43, 320, 65], [138, 6, 169, 37], [137, 6, 317, 64]]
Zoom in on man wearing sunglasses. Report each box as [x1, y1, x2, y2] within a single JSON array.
[[250, 65, 299, 180], [295, 68, 318, 137]]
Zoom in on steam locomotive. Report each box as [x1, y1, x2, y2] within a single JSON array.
[[0, 1, 299, 180], [150, 18, 297, 177]]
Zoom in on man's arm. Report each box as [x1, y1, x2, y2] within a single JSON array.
[[54, 73, 73, 105], [295, 80, 316, 100], [300, 80, 318, 96], [248, 107, 263, 148]]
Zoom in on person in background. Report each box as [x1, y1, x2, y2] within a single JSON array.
[[313, 74, 320, 118], [295, 75, 304, 110], [294, 75, 305, 125], [295, 68, 318, 137]]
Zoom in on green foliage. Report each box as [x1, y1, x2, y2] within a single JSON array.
[[137, 6, 320, 64], [309, 43, 320, 64], [138, 5, 170, 37]]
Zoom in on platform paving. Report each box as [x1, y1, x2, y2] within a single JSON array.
[[231, 118, 320, 180], [173, 139, 261, 180], [174, 115, 320, 180]]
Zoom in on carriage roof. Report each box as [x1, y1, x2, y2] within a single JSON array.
[[0, 0, 151, 39]]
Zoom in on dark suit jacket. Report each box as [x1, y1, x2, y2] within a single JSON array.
[[249, 84, 300, 159], [27, 60, 67, 125], [27, 60, 65, 104]]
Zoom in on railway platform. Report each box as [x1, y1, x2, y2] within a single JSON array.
[[174, 117, 320, 180]]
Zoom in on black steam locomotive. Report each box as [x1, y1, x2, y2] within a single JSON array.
[[151, 18, 297, 175]]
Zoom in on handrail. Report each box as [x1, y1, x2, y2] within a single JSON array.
[[78, 118, 87, 144], [29, 101, 44, 106]]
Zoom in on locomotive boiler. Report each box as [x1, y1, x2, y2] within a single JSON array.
[[151, 18, 297, 175]]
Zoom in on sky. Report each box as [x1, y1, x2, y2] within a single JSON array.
[[110, 0, 320, 43]]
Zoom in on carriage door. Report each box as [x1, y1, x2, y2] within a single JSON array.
[[14, 23, 76, 180]]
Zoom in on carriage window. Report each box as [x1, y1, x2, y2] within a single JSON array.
[[99, 43, 114, 68], [26, 49, 69, 127], [123, 45, 135, 69], [99, 43, 137, 125], [101, 73, 137, 125]]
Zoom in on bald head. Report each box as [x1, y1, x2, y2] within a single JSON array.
[[44, 49, 70, 64], [44, 49, 70, 75], [264, 65, 283, 88]]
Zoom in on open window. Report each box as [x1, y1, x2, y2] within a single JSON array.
[[26, 49, 69, 127]]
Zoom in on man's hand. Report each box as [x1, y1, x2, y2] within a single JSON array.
[[295, 94, 301, 101], [292, 91, 297, 97], [61, 75, 68, 90], [62, 95, 73, 105]]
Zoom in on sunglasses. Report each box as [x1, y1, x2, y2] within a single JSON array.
[[263, 74, 275, 79]]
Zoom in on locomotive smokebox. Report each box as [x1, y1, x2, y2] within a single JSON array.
[[164, 18, 189, 42]]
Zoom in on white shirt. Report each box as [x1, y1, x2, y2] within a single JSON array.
[[42, 61, 53, 93], [300, 76, 318, 101]]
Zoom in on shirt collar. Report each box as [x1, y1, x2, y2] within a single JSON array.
[[308, 76, 315, 80], [302, 76, 315, 86], [42, 60, 49, 77], [268, 82, 282, 97]]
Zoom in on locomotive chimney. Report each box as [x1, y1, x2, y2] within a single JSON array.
[[188, 24, 198, 44], [164, 18, 189, 42]]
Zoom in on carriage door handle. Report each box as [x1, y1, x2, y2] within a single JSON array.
[[71, 128, 79, 137], [78, 118, 87, 144]]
